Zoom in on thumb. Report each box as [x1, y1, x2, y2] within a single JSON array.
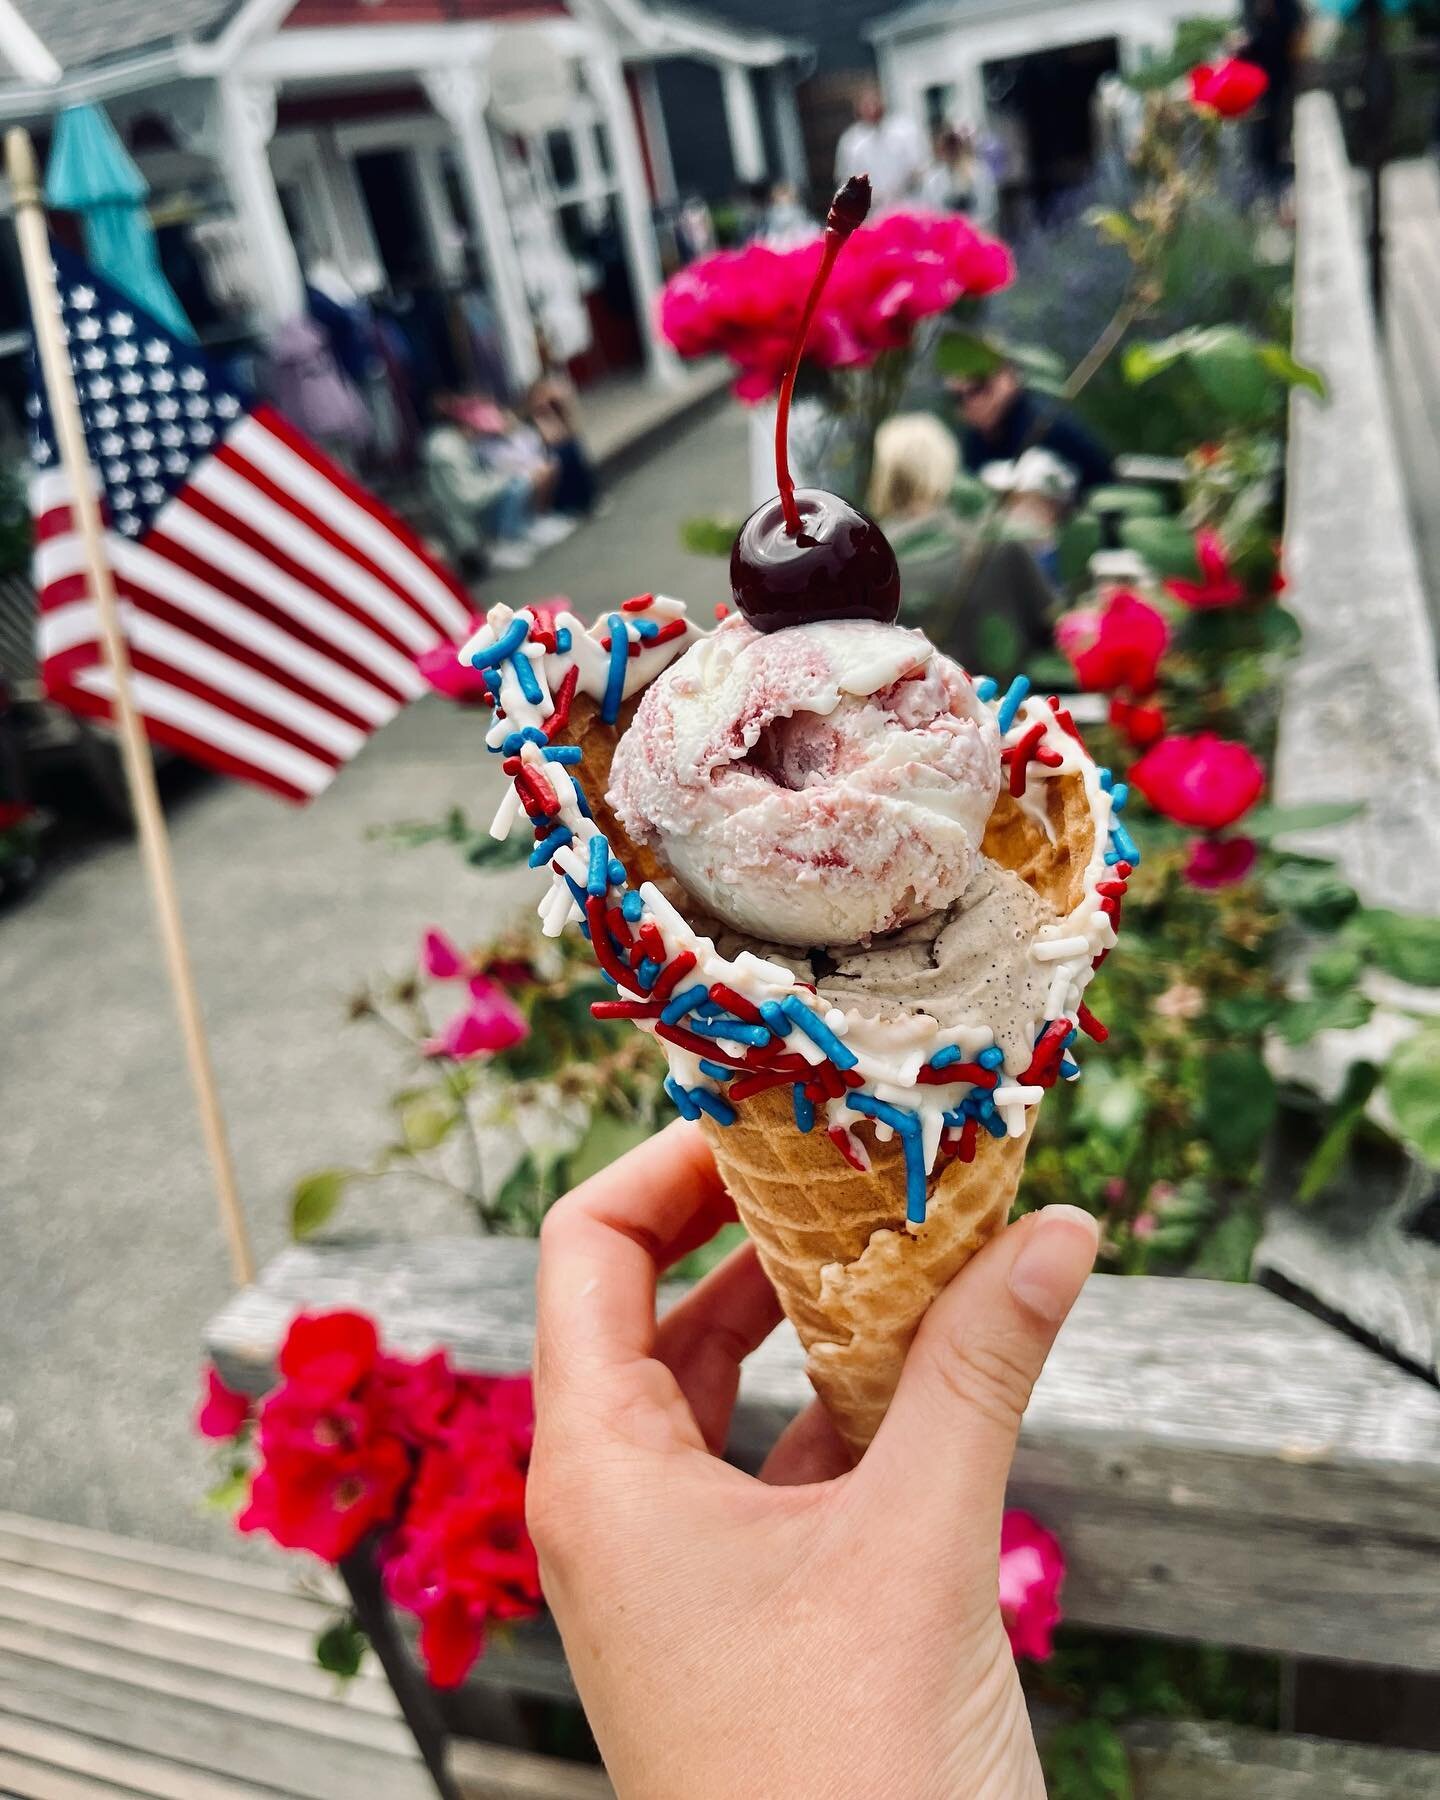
[[859, 1204, 1098, 1538]]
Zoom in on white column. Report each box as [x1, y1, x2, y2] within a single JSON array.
[[313, 130, 385, 288], [629, 60, 677, 205], [590, 51, 680, 386], [410, 143, 466, 283], [718, 60, 766, 186], [215, 76, 305, 324], [768, 68, 808, 191], [423, 64, 541, 391]]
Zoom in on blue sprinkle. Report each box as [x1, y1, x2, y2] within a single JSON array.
[[481, 668, 502, 702], [555, 627, 572, 653], [622, 892, 644, 922], [793, 1087, 815, 1133], [600, 969, 616, 986], [511, 652, 543, 705], [689, 1087, 737, 1127], [542, 744, 582, 764], [1062, 1028, 1078, 1048], [1097, 766, 1113, 792], [997, 675, 1031, 734], [974, 676, 998, 702], [1108, 822, 1141, 865], [930, 1044, 964, 1070], [608, 858, 626, 886], [1061, 1056, 1082, 1080], [977, 1046, 1005, 1070], [601, 614, 628, 724], [975, 1092, 998, 1119], [683, 1016, 771, 1048], [503, 726, 547, 755], [528, 826, 572, 868], [633, 618, 660, 640], [586, 834, 611, 897], [758, 1000, 792, 1038], [1111, 783, 1129, 813], [564, 874, 588, 907], [700, 1060, 736, 1082], [664, 1076, 701, 1122], [780, 996, 858, 1069], [660, 984, 710, 1026], [691, 999, 722, 1018], [468, 616, 527, 670], [942, 1106, 967, 1129], [573, 784, 592, 819], [578, 923, 591, 941], [636, 958, 661, 990], [981, 1108, 1008, 1138], [847, 1094, 926, 1224]]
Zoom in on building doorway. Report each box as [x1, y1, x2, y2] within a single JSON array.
[[984, 36, 1120, 225], [354, 149, 430, 289]]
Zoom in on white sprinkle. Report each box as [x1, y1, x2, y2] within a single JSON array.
[[921, 1109, 943, 1173], [1044, 969, 1073, 1020], [824, 1009, 849, 1034], [992, 1085, 1046, 1107], [1002, 1101, 1027, 1138], [1032, 934, 1092, 962], [489, 784, 522, 840]]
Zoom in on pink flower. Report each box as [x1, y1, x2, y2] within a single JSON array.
[[1132, 733, 1265, 831], [418, 618, 493, 705], [1184, 834, 1258, 889], [1057, 590, 1169, 697], [1000, 1510, 1065, 1662], [423, 975, 528, 1059], [196, 1367, 251, 1440], [421, 928, 468, 981], [1190, 59, 1269, 120], [1165, 529, 1247, 610], [279, 1311, 380, 1407]]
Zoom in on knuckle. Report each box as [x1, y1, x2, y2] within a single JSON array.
[[930, 1328, 1037, 1432]]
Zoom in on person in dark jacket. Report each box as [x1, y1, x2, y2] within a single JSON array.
[[947, 361, 1114, 496]]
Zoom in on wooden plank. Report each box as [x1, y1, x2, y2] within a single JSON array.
[[0, 1615, 416, 1758], [0, 1715, 271, 1800], [0, 1745, 155, 1799], [0, 1511, 322, 1600], [0, 1580, 399, 1716], [449, 1739, 613, 1799], [0, 1648, 434, 1800], [1119, 1717, 1440, 1798], [206, 1239, 1440, 1671]]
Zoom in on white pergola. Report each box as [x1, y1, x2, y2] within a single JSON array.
[[0, 0, 805, 393]]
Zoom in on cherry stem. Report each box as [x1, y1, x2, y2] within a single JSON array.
[[775, 176, 871, 538]]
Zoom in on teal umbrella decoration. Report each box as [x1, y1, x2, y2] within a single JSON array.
[[44, 103, 193, 341]]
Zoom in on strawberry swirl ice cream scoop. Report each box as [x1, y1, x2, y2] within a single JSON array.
[[607, 615, 1001, 946]]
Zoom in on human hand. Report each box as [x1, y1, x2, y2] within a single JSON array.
[[528, 1121, 1098, 1799]]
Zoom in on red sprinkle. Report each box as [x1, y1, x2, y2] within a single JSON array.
[[585, 896, 636, 986], [655, 1018, 806, 1071], [544, 664, 579, 741], [591, 1000, 664, 1020], [709, 982, 764, 1025], [649, 951, 699, 1003], [714, 603, 730, 621], [1000, 721, 1062, 798], [637, 921, 667, 965], [1048, 695, 1086, 745], [513, 764, 559, 819], [1020, 1019, 1071, 1087], [648, 618, 687, 648], [606, 907, 634, 948], [621, 593, 655, 612], [827, 1126, 868, 1173], [1077, 1002, 1109, 1043], [916, 1061, 998, 1088], [1114, 861, 1133, 878], [728, 1070, 796, 1103], [959, 1116, 979, 1163], [1092, 947, 1111, 970]]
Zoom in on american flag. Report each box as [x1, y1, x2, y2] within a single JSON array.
[[30, 243, 473, 803]]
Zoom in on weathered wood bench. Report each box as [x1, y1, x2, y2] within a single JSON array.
[[207, 1238, 1440, 1796]]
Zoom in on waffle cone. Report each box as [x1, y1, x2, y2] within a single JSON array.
[[563, 692, 1097, 1459]]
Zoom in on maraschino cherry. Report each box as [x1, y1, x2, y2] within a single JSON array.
[[731, 174, 902, 634]]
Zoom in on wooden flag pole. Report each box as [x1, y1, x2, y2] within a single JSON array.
[[8, 127, 255, 1286]]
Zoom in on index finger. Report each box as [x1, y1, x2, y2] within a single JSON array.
[[535, 1119, 735, 1392]]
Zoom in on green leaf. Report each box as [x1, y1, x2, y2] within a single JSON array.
[[1209, 993, 1284, 1035], [1190, 1204, 1263, 1282], [1242, 801, 1365, 843], [1257, 343, 1327, 399], [398, 1092, 456, 1153], [1261, 861, 1360, 930], [1383, 1028, 1440, 1165], [1123, 338, 1190, 385], [1042, 1717, 1133, 1800], [935, 328, 1008, 379], [1003, 340, 1067, 382], [1201, 1048, 1276, 1167], [1086, 485, 1167, 518], [315, 1616, 368, 1682], [1057, 513, 1103, 586], [203, 1468, 250, 1514], [559, 1108, 657, 1188], [1258, 605, 1303, 651], [1307, 944, 1365, 994], [1086, 207, 1142, 252], [465, 832, 529, 869], [291, 1169, 349, 1241], [1118, 515, 1200, 578], [680, 515, 742, 557], [1276, 990, 1373, 1046], [1352, 908, 1440, 986], [1297, 1062, 1381, 1203], [1184, 326, 1273, 421]]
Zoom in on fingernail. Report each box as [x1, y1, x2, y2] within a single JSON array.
[[1008, 1205, 1099, 1324]]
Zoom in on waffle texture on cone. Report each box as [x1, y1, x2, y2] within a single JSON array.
[[461, 601, 1130, 1456]]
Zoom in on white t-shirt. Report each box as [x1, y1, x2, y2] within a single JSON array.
[[834, 113, 929, 210]]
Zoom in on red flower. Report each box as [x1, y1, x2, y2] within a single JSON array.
[[1185, 834, 1258, 889], [1164, 529, 1247, 610], [278, 1311, 380, 1406], [1000, 1510, 1065, 1662], [1131, 732, 1265, 831], [1056, 590, 1169, 696], [422, 974, 529, 1059], [1189, 58, 1269, 120], [238, 1436, 410, 1562], [421, 928, 468, 981], [417, 616, 495, 705], [1109, 696, 1167, 749], [0, 801, 33, 832], [196, 1367, 251, 1440]]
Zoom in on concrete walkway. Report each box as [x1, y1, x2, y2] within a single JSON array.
[[0, 405, 748, 1550], [1383, 157, 1440, 632]]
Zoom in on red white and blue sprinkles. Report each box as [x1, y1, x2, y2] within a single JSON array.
[[462, 599, 1130, 1229]]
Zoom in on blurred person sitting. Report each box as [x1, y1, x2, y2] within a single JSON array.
[[835, 82, 928, 210], [980, 446, 1077, 585], [920, 124, 999, 230], [458, 394, 579, 554], [867, 412, 1057, 684], [524, 374, 598, 519], [422, 399, 530, 573], [756, 180, 816, 249], [948, 359, 1114, 496]]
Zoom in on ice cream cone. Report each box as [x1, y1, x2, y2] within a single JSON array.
[[563, 690, 1097, 1459]]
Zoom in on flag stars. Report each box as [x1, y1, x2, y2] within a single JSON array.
[[87, 377, 113, 401], [135, 455, 159, 479], [105, 461, 130, 484], [130, 428, 154, 452], [143, 340, 170, 365], [119, 371, 145, 397], [159, 425, 185, 449], [81, 348, 106, 372], [214, 394, 240, 420], [179, 367, 205, 391], [93, 405, 119, 431], [151, 369, 174, 394], [70, 286, 96, 311], [113, 343, 139, 368], [190, 423, 215, 446], [164, 450, 188, 475], [111, 487, 136, 512], [118, 514, 143, 537], [99, 433, 126, 458], [154, 397, 180, 422], [75, 315, 103, 342], [107, 312, 134, 337], [141, 481, 166, 505], [124, 401, 150, 425], [184, 396, 209, 420]]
